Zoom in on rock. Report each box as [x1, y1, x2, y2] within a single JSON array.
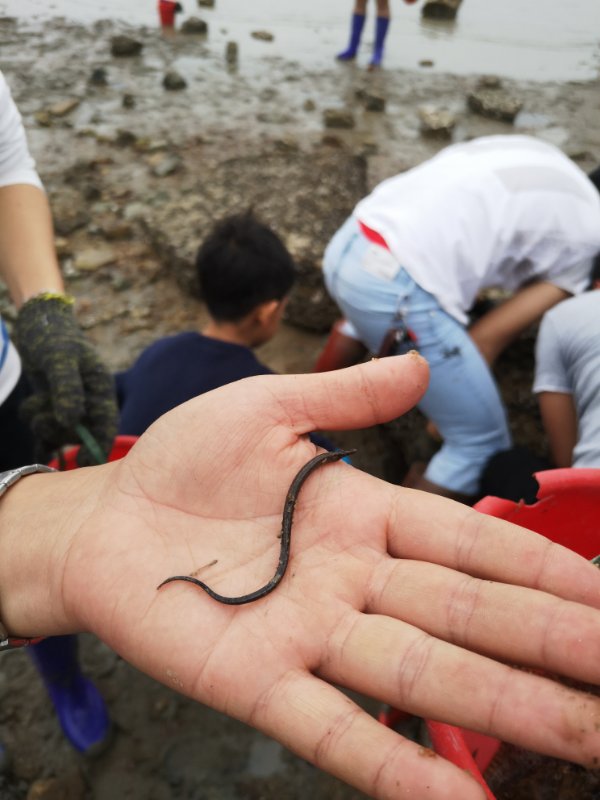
[[180, 17, 208, 34], [74, 247, 117, 271], [152, 155, 182, 177], [163, 70, 187, 90], [467, 88, 523, 122], [88, 66, 108, 86], [101, 222, 134, 241], [27, 770, 85, 800], [123, 202, 149, 221], [323, 108, 355, 129], [197, 0, 215, 6], [418, 105, 456, 138], [303, 98, 316, 112], [114, 129, 138, 147], [419, 59, 434, 67], [225, 41, 238, 65], [134, 138, 169, 153], [421, 0, 462, 19], [110, 35, 143, 57], [34, 110, 52, 127], [251, 30, 274, 41], [363, 92, 386, 112], [477, 75, 503, 89], [54, 237, 72, 257], [53, 193, 90, 235], [122, 93, 136, 109]]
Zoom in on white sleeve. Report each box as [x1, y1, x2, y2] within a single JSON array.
[[0, 71, 43, 190], [533, 311, 572, 395]]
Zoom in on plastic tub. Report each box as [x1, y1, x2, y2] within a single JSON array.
[[380, 468, 600, 798], [48, 435, 138, 470]]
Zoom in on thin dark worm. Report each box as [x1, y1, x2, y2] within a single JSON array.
[[157, 449, 356, 605]]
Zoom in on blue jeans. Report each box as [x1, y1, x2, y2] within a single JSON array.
[[324, 216, 512, 495]]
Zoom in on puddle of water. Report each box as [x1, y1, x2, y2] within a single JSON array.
[[0, 0, 599, 82]]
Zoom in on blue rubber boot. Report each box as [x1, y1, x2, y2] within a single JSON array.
[[0, 742, 9, 774], [336, 13, 366, 60], [369, 16, 390, 69], [29, 635, 110, 753]]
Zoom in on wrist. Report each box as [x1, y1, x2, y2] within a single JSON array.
[[0, 467, 109, 639]]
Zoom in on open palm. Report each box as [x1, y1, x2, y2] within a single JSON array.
[[61, 355, 600, 800]]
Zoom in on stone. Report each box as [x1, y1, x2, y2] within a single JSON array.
[[110, 35, 143, 57], [418, 105, 456, 138], [49, 98, 80, 118], [152, 155, 182, 177], [421, 0, 462, 19], [467, 88, 523, 123], [251, 30, 274, 41], [26, 770, 85, 800], [54, 237, 72, 257], [363, 92, 386, 112], [419, 59, 434, 67], [163, 70, 187, 90], [303, 98, 316, 112], [34, 110, 52, 127], [114, 129, 137, 147], [323, 108, 355, 129], [74, 247, 117, 271], [477, 75, 503, 89], [225, 41, 238, 65], [180, 17, 208, 34], [197, 0, 215, 5], [89, 66, 108, 86], [122, 93, 135, 109]]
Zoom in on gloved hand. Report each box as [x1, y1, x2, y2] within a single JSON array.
[[14, 292, 118, 465]]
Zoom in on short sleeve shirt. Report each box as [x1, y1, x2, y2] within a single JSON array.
[[534, 292, 600, 467], [355, 135, 600, 323]]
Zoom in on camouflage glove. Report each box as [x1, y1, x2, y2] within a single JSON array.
[[13, 292, 118, 466]]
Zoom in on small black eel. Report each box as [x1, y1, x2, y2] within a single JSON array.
[[157, 448, 356, 605]]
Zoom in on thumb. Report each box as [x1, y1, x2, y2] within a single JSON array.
[[272, 352, 429, 436]]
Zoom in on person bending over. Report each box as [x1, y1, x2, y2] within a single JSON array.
[[316, 135, 600, 502]]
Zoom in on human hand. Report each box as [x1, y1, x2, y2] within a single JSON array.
[[14, 292, 117, 464], [5, 354, 600, 800]]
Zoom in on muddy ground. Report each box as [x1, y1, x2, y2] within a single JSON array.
[[1, 12, 600, 800]]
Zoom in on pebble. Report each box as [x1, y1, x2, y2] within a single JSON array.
[[181, 17, 208, 34], [110, 35, 143, 57], [323, 108, 355, 129], [162, 70, 187, 91], [251, 30, 274, 41], [74, 247, 117, 271]]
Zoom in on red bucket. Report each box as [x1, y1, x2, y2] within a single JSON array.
[[48, 435, 138, 470], [158, 0, 178, 27], [381, 468, 600, 798]]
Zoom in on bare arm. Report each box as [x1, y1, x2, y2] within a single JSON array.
[[538, 390, 578, 468], [0, 183, 63, 308], [468, 282, 570, 366]]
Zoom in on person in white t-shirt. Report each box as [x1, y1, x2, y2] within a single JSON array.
[[317, 135, 600, 501], [0, 69, 117, 757], [0, 70, 117, 470], [533, 259, 600, 470]]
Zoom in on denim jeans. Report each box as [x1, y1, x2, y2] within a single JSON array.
[[324, 216, 512, 495]]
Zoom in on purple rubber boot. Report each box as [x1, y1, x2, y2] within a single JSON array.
[[29, 635, 110, 753], [336, 12, 366, 60], [369, 16, 390, 69]]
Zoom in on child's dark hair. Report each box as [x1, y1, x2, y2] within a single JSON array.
[[195, 211, 296, 322]]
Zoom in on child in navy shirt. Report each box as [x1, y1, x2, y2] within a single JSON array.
[[117, 212, 333, 451]]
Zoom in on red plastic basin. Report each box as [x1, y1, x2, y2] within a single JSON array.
[[381, 468, 600, 799], [48, 435, 138, 470]]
